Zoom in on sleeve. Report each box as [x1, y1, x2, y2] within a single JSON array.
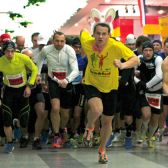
[[80, 31, 93, 48], [37, 47, 46, 75], [22, 54, 38, 85], [66, 47, 79, 83], [146, 56, 163, 89], [118, 42, 135, 61]]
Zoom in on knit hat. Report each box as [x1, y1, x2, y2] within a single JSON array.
[[152, 39, 162, 47], [0, 33, 11, 44], [142, 41, 154, 51], [72, 37, 81, 46], [2, 40, 16, 52]]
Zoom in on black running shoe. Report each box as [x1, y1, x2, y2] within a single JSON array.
[[32, 139, 42, 150], [20, 137, 29, 148]]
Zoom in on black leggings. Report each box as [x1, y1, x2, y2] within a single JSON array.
[[2, 86, 30, 127]]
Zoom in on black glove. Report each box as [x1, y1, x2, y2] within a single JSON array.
[[136, 81, 146, 92]]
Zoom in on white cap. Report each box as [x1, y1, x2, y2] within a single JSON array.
[[38, 35, 48, 45], [126, 34, 136, 44]]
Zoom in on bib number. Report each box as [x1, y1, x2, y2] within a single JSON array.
[[145, 93, 161, 109], [6, 73, 24, 87]]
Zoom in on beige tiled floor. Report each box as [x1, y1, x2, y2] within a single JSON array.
[[0, 137, 168, 168]]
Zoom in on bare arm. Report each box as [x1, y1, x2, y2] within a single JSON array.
[[162, 57, 168, 94], [114, 55, 139, 70]]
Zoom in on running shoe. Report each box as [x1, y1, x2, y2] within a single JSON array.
[[106, 133, 114, 148], [52, 136, 62, 148], [20, 137, 29, 148], [83, 128, 94, 147], [4, 143, 14, 153], [32, 138, 42, 150], [124, 136, 133, 149], [98, 150, 108, 164], [40, 131, 49, 145], [147, 138, 156, 148]]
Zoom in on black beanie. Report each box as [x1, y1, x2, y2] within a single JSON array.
[[2, 40, 16, 52], [142, 41, 154, 51], [72, 37, 81, 46]]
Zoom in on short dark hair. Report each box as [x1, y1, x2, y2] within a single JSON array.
[[31, 32, 40, 41], [153, 39, 162, 47], [136, 35, 150, 48], [2, 40, 16, 52], [93, 23, 111, 34], [53, 30, 65, 40]]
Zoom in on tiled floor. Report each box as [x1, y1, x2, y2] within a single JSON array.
[[0, 138, 168, 168]]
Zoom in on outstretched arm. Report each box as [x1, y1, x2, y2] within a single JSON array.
[[162, 57, 168, 94]]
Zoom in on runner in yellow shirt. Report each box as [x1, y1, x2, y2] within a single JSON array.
[[80, 23, 139, 164], [0, 40, 38, 153]]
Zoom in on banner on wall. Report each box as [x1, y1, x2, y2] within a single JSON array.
[[159, 16, 168, 42], [112, 10, 120, 38], [143, 16, 160, 35], [138, 0, 146, 26]]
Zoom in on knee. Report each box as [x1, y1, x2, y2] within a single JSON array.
[[74, 113, 81, 120], [90, 106, 103, 116], [52, 105, 60, 114], [36, 110, 47, 120]]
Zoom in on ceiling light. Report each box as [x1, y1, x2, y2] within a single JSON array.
[[105, 0, 111, 3]]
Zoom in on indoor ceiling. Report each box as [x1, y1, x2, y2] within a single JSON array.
[[59, 0, 168, 34], [104, 0, 168, 6]]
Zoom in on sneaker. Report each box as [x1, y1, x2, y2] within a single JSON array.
[[134, 131, 143, 144], [63, 139, 78, 149], [98, 151, 108, 164], [147, 138, 156, 148], [83, 128, 94, 147], [4, 143, 14, 153], [20, 137, 29, 148], [70, 138, 78, 149], [32, 139, 42, 150], [124, 136, 133, 149], [52, 136, 62, 148], [61, 128, 69, 144], [106, 133, 114, 148], [112, 132, 120, 143], [40, 131, 48, 145], [93, 133, 100, 146]]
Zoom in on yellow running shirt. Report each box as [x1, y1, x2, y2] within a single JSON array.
[[0, 52, 38, 88], [80, 31, 134, 93]]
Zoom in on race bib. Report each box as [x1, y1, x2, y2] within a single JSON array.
[[6, 73, 24, 87], [52, 68, 66, 80], [145, 93, 161, 109]]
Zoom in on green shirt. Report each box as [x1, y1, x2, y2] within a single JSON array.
[[0, 52, 38, 88]]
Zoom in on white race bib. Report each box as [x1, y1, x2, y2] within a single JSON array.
[[6, 73, 25, 87], [52, 68, 67, 80], [145, 93, 161, 109]]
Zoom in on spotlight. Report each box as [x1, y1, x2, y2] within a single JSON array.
[[125, 5, 128, 13], [132, 5, 136, 13]]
